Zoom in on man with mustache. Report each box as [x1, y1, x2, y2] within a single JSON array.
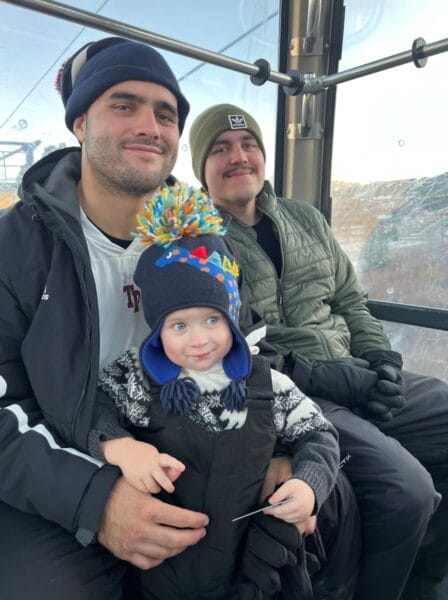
[[189, 103, 448, 600]]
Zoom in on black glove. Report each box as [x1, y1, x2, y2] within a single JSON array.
[[240, 512, 300, 599], [238, 580, 264, 600], [284, 351, 378, 409], [284, 350, 405, 424], [278, 537, 314, 600], [361, 350, 406, 421]]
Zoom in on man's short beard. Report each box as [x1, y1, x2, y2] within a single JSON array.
[[97, 166, 170, 197], [82, 121, 177, 197]]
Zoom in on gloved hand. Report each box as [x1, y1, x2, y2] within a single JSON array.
[[278, 536, 314, 600], [239, 512, 300, 599], [361, 350, 406, 421], [283, 350, 405, 423], [284, 351, 378, 409]]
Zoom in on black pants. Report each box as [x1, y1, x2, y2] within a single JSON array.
[[310, 470, 361, 600], [0, 472, 360, 600], [315, 370, 448, 600]]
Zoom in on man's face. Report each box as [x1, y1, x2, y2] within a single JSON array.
[[203, 129, 265, 211], [73, 80, 180, 196]]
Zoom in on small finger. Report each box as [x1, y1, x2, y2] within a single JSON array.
[[159, 453, 186, 472], [268, 480, 296, 505], [153, 468, 175, 493], [165, 467, 184, 483]]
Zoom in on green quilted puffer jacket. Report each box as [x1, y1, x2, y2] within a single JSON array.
[[221, 181, 390, 362]]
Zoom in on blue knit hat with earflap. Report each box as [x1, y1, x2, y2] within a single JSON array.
[[55, 36, 189, 133], [133, 183, 251, 415]]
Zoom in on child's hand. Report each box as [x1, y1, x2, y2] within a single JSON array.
[[262, 478, 315, 526], [102, 438, 185, 494], [130, 447, 185, 494]]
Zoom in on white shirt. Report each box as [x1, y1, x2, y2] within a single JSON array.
[[80, 210, 150, 369]]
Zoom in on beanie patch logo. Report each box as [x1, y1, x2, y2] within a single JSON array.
[[228, 115, 247, 130]]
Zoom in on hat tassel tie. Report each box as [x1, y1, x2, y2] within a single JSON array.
[[161, 377, 201, 415], [221, 378, 246, 412]]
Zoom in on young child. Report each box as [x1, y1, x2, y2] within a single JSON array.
[[90, 183, 340, 599]]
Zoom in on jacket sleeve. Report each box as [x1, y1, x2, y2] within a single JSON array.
[[323, 216, 391, 356], [271, 369, 339, 511], [88, 389, 133, 461], [0, 278, 120, 543]]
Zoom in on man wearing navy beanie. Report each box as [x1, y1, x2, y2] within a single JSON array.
[[59, 36, 190, 134], [0, 36, 210, 599], [0, 35, 360, 600]]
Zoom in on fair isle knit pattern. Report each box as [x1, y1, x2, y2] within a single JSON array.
[[99, 349, 152, 427], [98, 348, 332, 442]]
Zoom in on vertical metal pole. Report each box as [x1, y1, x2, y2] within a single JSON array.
[[282, 0, 333, 209]]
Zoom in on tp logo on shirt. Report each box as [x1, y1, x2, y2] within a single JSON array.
[[123, 284, 141, 312]]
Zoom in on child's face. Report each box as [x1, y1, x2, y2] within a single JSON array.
[[160, 306, 233, 372]]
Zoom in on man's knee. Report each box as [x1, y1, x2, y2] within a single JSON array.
[[394, 464, 440, 526], [0, 501, 127, 600], [316, 403, 440, 518]]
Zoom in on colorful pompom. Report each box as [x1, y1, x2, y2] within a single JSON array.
[[134, 182, 226, 248]]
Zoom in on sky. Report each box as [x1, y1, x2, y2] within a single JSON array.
[[0, 0, 447, 185], [333, 0, 448, 182]]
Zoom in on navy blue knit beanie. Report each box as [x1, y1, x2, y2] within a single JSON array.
[[133, 183, 251, 415], [56, 36, 189, 133]]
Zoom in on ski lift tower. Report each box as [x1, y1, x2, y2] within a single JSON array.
[[0, 139, 41, 189]]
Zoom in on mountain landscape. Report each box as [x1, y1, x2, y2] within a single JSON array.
[[332, 171, 448, 379], [332, 171, 448, 306]]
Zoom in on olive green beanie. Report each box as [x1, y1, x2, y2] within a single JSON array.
[[189, 103, 266, 189]]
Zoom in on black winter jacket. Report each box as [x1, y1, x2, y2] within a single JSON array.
[[0, 147, 271, 544], [0, 148, 120, 542]]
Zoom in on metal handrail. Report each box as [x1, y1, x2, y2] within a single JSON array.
[[301, 37, 448, 93], [2, 0, 448, 95], [367, 300, 448, 331], [2, 0, 291, 86]]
